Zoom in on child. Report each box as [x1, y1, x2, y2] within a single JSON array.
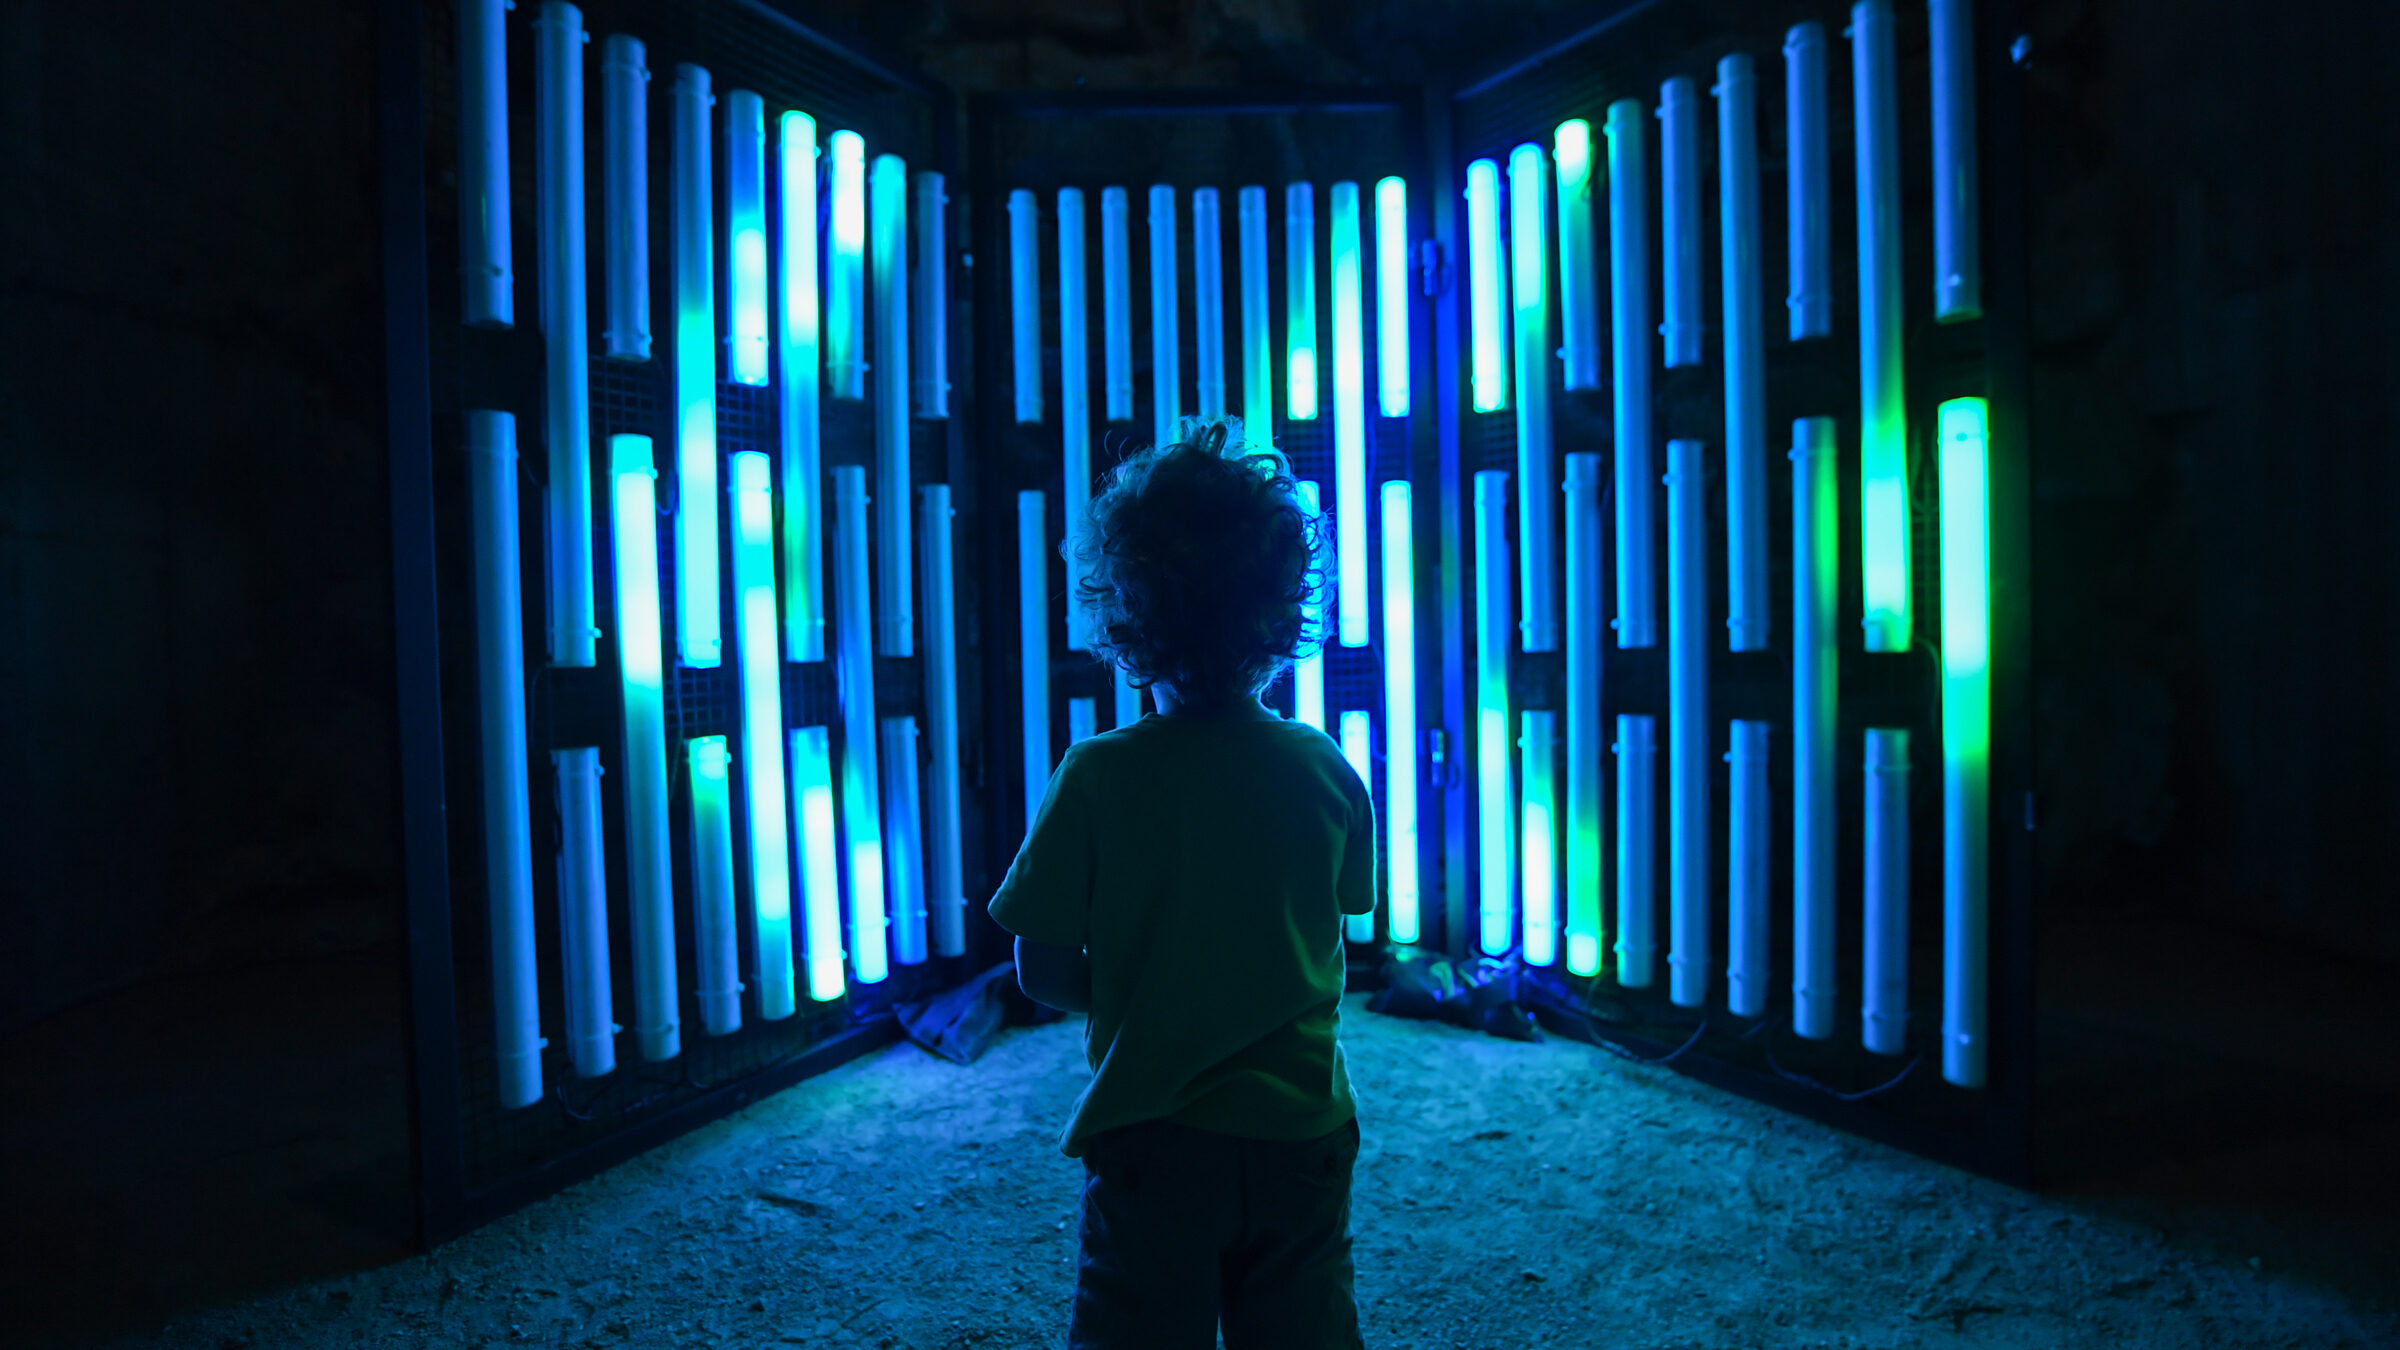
[[989, 417, 1374, 1350]]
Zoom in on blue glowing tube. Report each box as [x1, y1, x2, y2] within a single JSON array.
[[1508, 145, 1557, 656], [914, 172, 949, 417], [1562, 453, 1605, 977], [1286, 182, 1318, 421], [777, 111, 824, 661], [609, 435, 678, 1063], [1606, 100, 1657, 650], [1728, 719, 1770, 1018], [1380, 480, 1420, 945], [1058, 189, 1093, 652], [1331, 181, 1369, 647], [554, 746, 616, 1078], [687, 735, 745, 1031], [1238, 186, 1272, 437], [1008, 188, 1043, 424], [599, 35, 647, 359], [458, 0, 513, 327], [1102, 187, 1133, 422], [1855, 0, 1911, 653], [1149, 185, 1181, 453], [830, 466, 889, 986], [1864, 728, 1911, 1055], [879, 716, 924, 971], [1614, 713, 1656, 987], [787, 727, 846, 1002], [1473, 470, 1515, 956], [1660, 77, 1703, 370], [1018, 491, 1050, 829], [1940, 397, 1992, 1086], [1553, 123, 1599, 392], [1718, 55, 1770, 654], [729, 451, 796, 1021], [1069, 698, 1097, 744], [535, 3, 596, 669], [1374, 177, 1410, 417], [467, 411, 541, 1107], [671, 64, 720, 670], [1341, 710, 1376, 944], [1666, 437, 1710, 1008], [1791, 416, 1839, 1038], [1931, 0, 1983, 322], [1464, 158, 1505, 413], [725, 90, 769, 386], [827, 130, 866, 400], [871, 154, 913, 657], [1115, 666, 1143, 730], [919, 484, 966, 959], [1784, 22, 1833, 340], [1194, 187, 1225, 417], [1293, 481, 1326, 731], [1521, 710, 1558, 967]]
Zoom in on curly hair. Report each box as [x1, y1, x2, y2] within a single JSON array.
[[1070, 416, 1327, 704]]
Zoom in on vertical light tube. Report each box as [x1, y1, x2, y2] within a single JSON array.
[[1473, 471, 1515, 956], [1562, 453, 1605, 977], [879, 716, 925, 971], [1792, 416, 1839, 1038], [778, 111, 825, 661], [1058, 192, 1093, 649], [1666, 437, 1710, 1008], [1728, 719, 1770, 1017], [1194, 187, 1225, 418], [788, 726, 846, 1002], [1149, 184, 1181, 451], [1068, 697, 1098, 744], [1018, 491, 1051, 829], [914, 171, 950, 417], [599, 35, 648, 359], [1008, 188, 1043, 424], [1341, 710, 1376, 944], [670, 64, 721, 670], [554, 747, 616, 1078], [1614, 714, 1657, 987], [725, 90, 769, 386], [1286, 182, 1319, 421], [1930, 0, 1983, 322], [1102, 187, 1134, 422], [1374, 176, 1411, 417], [729, 451, 797, 1021], [1785, 22, 1833, 340], [688, 736, 744, 1032], [827, 130, 866, 400], [1293, 481, 1326, 731], [1606, 100, 1657, 648], [1237, 186, 1272, 436], [1718, 54, 1770, 653], [1939, 397, 1992, 1086], [458, 0, 514, 327], [1855, 0, 1912, 652], [1464, 158, 1505, 413], [467, 412, 541, 1108], [871, 154, 913, 657], [1331, 182, 1369, 647], [1553, 123, 1600, 392], [1114, 666, 1143, 730], [1659, 77, 1704, 369], [1863, 728, 1912, 1055], [609, 436, 678, 1063], [919, 484, 966, 959], [535, 3, 596, 669], [1380, 480, 1420, 945], [1508, 145, 1557, 655], [1521, 710, 1558, 966], [831, 466, 889, 986]]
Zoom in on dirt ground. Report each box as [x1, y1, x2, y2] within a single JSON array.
[[120, 996, 2396, 1350]]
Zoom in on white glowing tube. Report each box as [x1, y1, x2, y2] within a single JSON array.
[[671, 64, 720, 670], [1380, 480, 1420, 945], [554, 747, 616, 1077], [880, 716, 925, 970], [1293, 481, 1326, 731], [1931, 0, 1982, 322], [1940, 397, 1992, 1086], [1785, 22, 1833, 341], [778, 111, 824, 661], [1069, 697, 1097, 744], [1855, 0, 1912, 653], [1614, 714, 1656, 987], [535, 3, 596, 669], [1331, 181, 1369, 647], [1606, 100, 1657, 649], [1666, 437, 1710, 1008], [467, 412, 541, 1107], [1728, 718, 1770, 1018], [1238, 185, 1272, 436], [1150, 184, 1181, 451], [725, 90, 769, 386], [1018, 491, 1050, 829], [1286, 182, 1318, 421], [1521, 710, 1558, 967], [1562, 453, 1604, 977], [1864, 727, 1911, 1055], [831, 466, 889, 986], [1058, 189, 1094, 651], [919, 484, 966, 959], [1008, 188, 1043, 424], [609, 435, 678, 1063], [915, 171, 949, 417], [1718, 54, 1769, 653], [458, 0, 514, 327], [1102, 187, 1133, 422], [688, 735, 744, 1031], [599, 35, 647, 359], [871, 154, 913, 657], [1792, 416, 1839, 1038], [1341, 710, 1376, 944], [1194, 187, 1225, 418], [1660, 77, 1703, 369], [827, 130, 866, 400], [730, 451, 796, 1021], [1508, 145, 1557, 656], [1374, 176, 1410, 417], [1465, 158, 1505, 413], [788, 727, 845, 1002], [1115, 666, 1143, 730], [1553, 123, 1598, 392], [1473, 471, 1515, 956]]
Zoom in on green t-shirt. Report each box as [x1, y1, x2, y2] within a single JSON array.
[[988, 701, 1376, 1158]]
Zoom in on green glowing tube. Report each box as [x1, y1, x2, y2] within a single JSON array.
[[787, 726, 847, 1002], [1939, 397, 1991, 1088], [725, 90, 768, 386], [1474, 470, 1515, 956], [1238, 186, 1272, 437], [1380, 480, 1420, 945], [671, 63, 720, 669], [1854, 0, 1910, 651], [1465, 158, 1505, 413], [1374, 177, 1409, 417], [1509, 143, 1557, 655], [777, 111, 824, 661], [729, 451, 796, 1020], [831, 466, 889, 985], [1293, 481, 1326, 730], [1553, 121, 1600, 391], [1563, 453, 1605, 977], [1331, 181, 1369, 646], [827, 130, 866, 400], [1521, 710, 1558, 966], [1286, 182, 1318, 421], [870, 152, 913, 657], [1340, 710, 1376, 944], [609, 435, 679, 1063], [687, 735, 744, 1031]]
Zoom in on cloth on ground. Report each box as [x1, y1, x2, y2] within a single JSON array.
[[898, 962, 1064, 1065]]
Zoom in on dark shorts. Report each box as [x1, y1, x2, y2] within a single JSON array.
[[1069, 1116, 1364, 1350]]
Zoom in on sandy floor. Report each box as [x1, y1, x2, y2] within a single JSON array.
[[122, 996, 2396, 1349]]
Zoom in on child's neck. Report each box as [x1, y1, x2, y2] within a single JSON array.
[[1152, 685, 1262, 719]]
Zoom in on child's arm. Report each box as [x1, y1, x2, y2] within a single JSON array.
[[1014, 937, 1092, 1013], [989, 746, 1096, 1009]]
